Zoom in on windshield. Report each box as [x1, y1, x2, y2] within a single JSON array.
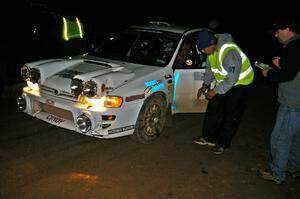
[[88, 28, 181, 67]]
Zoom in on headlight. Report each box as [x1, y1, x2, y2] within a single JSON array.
[[86, 95, 123, 108], [21, 65, 40, 83], [28, 68, 40, 84], [82, 80, 97, 97], [76, 114, 91, 133], [70, 79, 83, 96]]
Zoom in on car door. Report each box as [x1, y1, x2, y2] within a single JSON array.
[[171, 33, 210, 114]]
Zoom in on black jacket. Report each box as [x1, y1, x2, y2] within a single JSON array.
[[267, 35, 300, 108]]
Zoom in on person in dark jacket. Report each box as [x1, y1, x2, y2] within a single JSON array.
[[258, 16, 300, 185]]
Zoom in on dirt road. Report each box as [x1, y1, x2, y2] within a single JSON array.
[[0, 77, 299, 199]]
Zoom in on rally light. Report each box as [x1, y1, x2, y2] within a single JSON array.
[[82, 80, 97, 97], [28, 68, 40, 84], [76, 114, 91, 133], [71, 79, 83, 96], [21, 65, 40, 84]]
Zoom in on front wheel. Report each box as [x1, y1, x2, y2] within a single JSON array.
[[132, 94, 167, 144]]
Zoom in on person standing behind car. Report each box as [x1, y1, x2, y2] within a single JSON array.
[[192, 29, 254, 154], [258, 16, 300, 185]]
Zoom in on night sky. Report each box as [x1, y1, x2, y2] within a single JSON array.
[[1, 0, 299, 81]]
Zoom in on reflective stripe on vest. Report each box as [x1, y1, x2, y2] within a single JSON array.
[[62, 17, 84, 41], [210, 43, 253, 83]]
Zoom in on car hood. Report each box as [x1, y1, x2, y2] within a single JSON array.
[[30, 57, 161, 96]]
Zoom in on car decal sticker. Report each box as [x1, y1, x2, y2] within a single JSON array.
[[172, 71, 181, 110], [108, 125, 135, 134], [144, 80, 159, 87], [152, 82, 165, 92], [125, 94, 145, 102], [144, 79, 165, 92]]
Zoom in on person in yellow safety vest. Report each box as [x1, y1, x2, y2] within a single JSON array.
[[193, 29, 254, 154], [62, 17, 84, 41]]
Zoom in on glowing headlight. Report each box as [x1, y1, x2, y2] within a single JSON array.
[[86, 95, 123, 108], [82, 80, 97, 97], [70, 79, 83, 96], [27, 81, 39, 92]]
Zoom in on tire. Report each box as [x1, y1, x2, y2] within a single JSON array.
[[132, 94, 167, 144]]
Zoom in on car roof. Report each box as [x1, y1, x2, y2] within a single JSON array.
[[129, 21, 202, 34]]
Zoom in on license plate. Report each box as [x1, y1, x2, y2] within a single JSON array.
[[46, 114, 66, 125]]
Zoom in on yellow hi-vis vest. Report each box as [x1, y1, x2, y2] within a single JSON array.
[[62, 17, 84, 41], [208, 42, 254, 85]]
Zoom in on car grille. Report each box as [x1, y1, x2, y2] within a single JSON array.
[[33, 100, 74, 121], [40, 85, 77, 102]]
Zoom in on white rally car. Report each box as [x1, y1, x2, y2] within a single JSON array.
[[17, 21, 211, 144]]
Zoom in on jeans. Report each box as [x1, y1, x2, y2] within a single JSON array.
[[269, 104, 300, 182]]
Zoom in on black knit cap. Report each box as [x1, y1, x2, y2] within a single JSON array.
[[197, 29, 217, 50], [272, 16, 299, 33]]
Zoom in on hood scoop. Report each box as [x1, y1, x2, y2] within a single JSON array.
[[83, 58, 120, 68]]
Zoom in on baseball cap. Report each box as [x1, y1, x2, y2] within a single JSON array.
[[271, 16, 298, 33]]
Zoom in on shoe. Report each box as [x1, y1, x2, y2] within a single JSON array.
[[193, 136, 216, 147], [257, 168, 283, 185], [211, 145, 224, 154]]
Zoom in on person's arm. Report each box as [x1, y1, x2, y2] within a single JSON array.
[[197, 59, 214, 99], [267, 46, 300, 82], [203, 59, 214, 85]]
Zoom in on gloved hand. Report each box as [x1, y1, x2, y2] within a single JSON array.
[[197, 84, 208, 99]]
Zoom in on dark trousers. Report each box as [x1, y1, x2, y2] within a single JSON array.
[[202, 85, 251, 148]]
